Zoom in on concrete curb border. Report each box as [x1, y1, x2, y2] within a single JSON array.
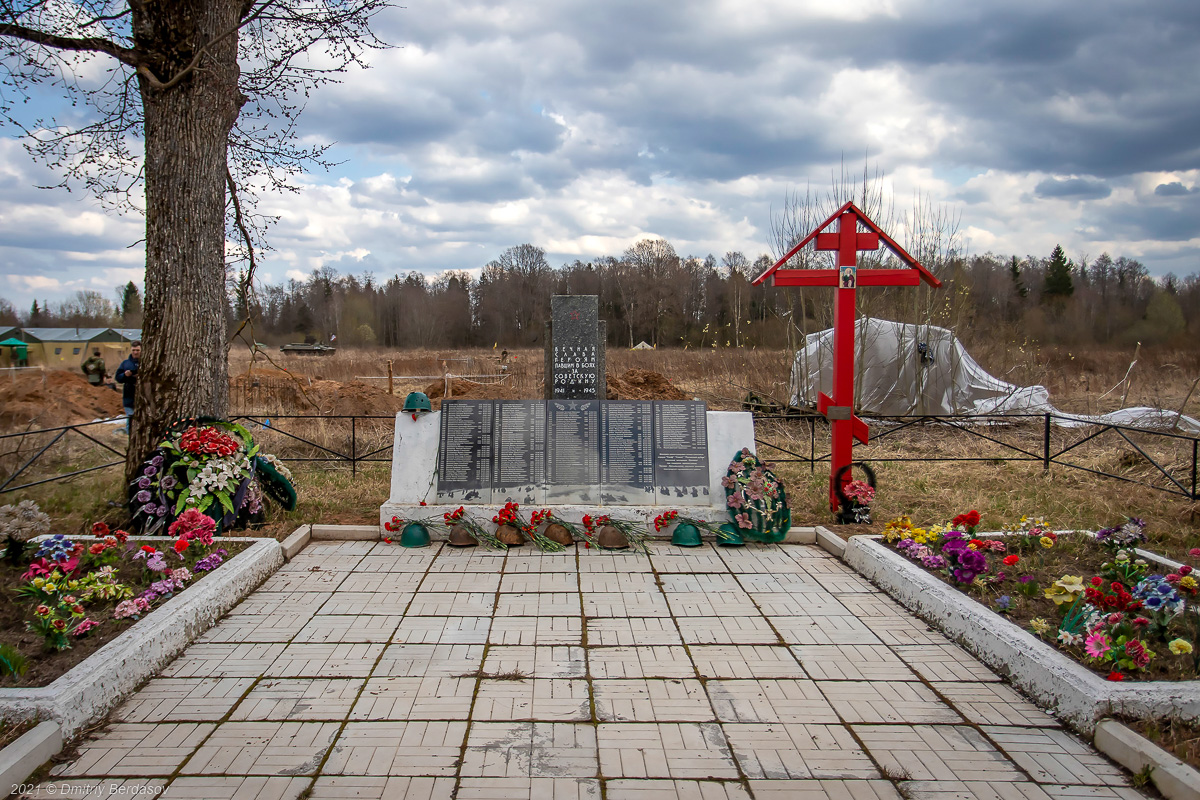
[[0, 721, 61, 795], [836, 533, 1200, 733], [1094, 719, 1200, 800], [0, 536, 283, 740], [280, 524, 312, 559]]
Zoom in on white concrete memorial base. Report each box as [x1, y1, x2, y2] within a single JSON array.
[[380, 410, 757, 530]]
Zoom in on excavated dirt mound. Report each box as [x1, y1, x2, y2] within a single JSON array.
[[424, 377, 525, 409], [421, 368, 686, 408], [306, 379, 409, 416], [606, 369, 688, 400], [231, 370, 409, 416], [0, 370, 124, 430]]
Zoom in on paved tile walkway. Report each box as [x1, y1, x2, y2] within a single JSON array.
[[26, 541, 1149, 799]]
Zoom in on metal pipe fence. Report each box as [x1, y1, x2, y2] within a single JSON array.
[[1, 412, 1197, 500], [753, 412, 1200, 500]]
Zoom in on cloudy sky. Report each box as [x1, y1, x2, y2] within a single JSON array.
[[2, 0, 1199, 310]]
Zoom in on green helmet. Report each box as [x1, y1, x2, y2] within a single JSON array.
[[403, 391, 432, 413]]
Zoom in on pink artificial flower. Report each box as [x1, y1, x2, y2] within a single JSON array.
[[73, 619, 100, 636], [1084, 633, 1111, 659], [169, 509, 216, 546]]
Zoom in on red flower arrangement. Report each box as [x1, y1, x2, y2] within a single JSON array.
[[493, 501, 563, 551], [179, 426, 240, 457], [953, 509, 981, 532], [653, 510, 680, 532], [1083, 577, 1142, 613]]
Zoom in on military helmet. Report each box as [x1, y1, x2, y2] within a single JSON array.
[[403, 391, 432, 413]]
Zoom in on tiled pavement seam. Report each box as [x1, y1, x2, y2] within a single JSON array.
[[27, 541, 1150, 800]]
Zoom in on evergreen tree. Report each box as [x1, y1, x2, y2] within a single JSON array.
[[1009, 256, 1028, 298], [120, 282, 143, 326], [1043, 245, 1074, 301], [29, 300, 41, 325]]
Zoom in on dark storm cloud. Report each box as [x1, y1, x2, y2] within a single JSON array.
[[1090, 190, 1200, 242], [793, 0, 1200, 176], [1155, 182, 1190, 196], [1034, 177, 1111, 200], [330, 0, 1200, 197]]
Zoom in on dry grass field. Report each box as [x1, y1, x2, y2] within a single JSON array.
[[3, 340, 1192, 561]]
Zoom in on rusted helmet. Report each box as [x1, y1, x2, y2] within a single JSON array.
[[544, 523, 574, 547], [447, 524, 477, 547], [596, 525, 629, 550], [496, 524, 525, 547]]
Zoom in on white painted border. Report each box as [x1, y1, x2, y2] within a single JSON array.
[[0, 721, 61, 795], [841, 533, 1200, 733], [0, 537, 282, 739]]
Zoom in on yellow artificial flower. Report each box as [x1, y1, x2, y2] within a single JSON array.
[[1045, 576, 1084, 605], [44, 583, 58, 594], [1169, 639, 1193, 655], [1030, 618, 1051, 635], [32, 578, 45, 588], [1180, 576, 1198, 592], [67, 580, 79, 590], [1040, 536, 1054, 548], [1056, 575, 1085, 593]]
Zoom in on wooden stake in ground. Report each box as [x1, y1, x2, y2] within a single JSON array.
[[1174, 375, 1199, 432], [1119, 342, 1141, 410], [387, 360, 394, 395]]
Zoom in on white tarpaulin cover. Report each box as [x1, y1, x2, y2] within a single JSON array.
[[792, 319, 1200, 434]]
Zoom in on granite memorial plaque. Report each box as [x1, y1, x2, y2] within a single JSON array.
[[549, 295, 604, 399], [653, 400, 710, 505], [546, 400, 601, 503], [436, 399, 494, 503], [601, 401, 655, 504], [492, 400, 547, 505]]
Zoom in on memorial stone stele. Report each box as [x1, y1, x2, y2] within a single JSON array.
[[547, 295, 605, 400]]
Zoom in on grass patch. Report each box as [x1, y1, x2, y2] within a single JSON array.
[[1125, 715, 1200, 772]]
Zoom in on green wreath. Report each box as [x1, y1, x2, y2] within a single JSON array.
[[722, 448, 790, 543]]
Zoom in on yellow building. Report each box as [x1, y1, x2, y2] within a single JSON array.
[[0, 328, 141, 370]]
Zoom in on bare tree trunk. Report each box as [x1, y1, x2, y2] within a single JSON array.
[[126, 1, 245, 481]]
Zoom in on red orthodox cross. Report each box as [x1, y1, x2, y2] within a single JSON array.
[[752, 201, 941, 512]]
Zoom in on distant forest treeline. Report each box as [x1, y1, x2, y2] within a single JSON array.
[[5, 240, 1199, 350]]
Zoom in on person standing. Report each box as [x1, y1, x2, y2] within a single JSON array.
[[81, 348, 107, 386], [115, 341, 141, 434]]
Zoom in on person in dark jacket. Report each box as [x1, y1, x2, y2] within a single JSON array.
[[81, 349, 106, 386], [114, 341, 141, 434]]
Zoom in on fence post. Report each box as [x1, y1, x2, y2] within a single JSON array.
[[351, 417, 357, 477], [810, 416, 816, 473], [1192, 438, 1197, 500], [1043, 413, 1051, 472]]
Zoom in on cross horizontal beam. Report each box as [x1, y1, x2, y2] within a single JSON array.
[[769, 269, 922, 287]]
